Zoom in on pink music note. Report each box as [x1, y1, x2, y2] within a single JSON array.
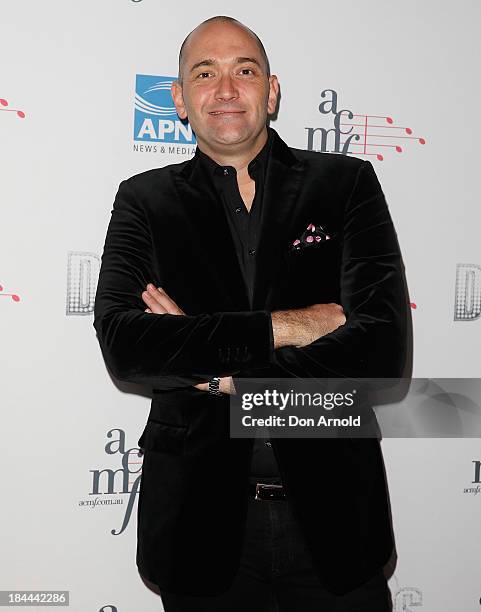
[[0, 98, 26, 119], [340, 113, 426, 160], [0, 283, 20, 301]]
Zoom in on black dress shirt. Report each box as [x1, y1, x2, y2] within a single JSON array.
[[195, 128, 282, 484]]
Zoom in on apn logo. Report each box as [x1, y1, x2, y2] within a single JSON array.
[[134, 74, 195, 144]]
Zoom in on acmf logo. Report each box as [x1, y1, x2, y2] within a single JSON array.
[[134, 74, 196, 144]]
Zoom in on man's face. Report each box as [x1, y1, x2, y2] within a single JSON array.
[[172, 21, 279, 152]]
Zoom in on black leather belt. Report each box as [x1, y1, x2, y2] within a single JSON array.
[[248, 482, 286, 501]]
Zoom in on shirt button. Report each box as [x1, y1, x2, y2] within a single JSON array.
[[265, 441, 272, 447], [248, 249, 256, 256], [235, 206, 242, 214], [223, 168, 229, 176]]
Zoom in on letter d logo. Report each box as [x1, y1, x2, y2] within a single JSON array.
[[454, 264, 481, 321]]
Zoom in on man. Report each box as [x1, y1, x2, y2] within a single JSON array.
[[93, 15, 408, 612]]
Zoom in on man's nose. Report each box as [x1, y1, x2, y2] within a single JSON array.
[[214, 73, 239, 101]]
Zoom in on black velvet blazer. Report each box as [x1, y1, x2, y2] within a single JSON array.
[[93, 127, 409, 597]]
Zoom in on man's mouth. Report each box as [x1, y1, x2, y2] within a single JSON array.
[[208, 110, 245, 115]]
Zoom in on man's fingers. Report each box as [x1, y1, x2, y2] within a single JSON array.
[[142, 290, 168, 314], [145, 283, 185, 315], [148, 284, 176, 309]]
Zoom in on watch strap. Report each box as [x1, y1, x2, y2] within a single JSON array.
[[208, 376, 222, 395]]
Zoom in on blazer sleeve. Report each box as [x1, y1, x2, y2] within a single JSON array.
[[93, 178, 274, 388], [233, 160, 409, 385]]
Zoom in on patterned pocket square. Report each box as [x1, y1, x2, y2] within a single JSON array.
[[289, 222, 335, 253]]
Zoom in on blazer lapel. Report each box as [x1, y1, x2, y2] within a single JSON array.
[[251, 129, 307, 310], [171, 128, 306, 312], [172, 156, 251, 311]]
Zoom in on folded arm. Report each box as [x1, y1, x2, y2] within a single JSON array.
[[233, 160, 409, 386], [93, 179, 274, 389]]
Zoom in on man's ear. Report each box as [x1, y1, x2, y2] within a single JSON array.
[[171, 80, 187, 120], [267, 75, 280, 115]]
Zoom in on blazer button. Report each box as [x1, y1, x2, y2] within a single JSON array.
[[248, 249, 256, 256]]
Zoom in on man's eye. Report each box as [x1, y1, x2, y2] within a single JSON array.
[[197, 72, 211, 79], [240, 68, 254, 75]]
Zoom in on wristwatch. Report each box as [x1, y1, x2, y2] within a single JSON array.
[[208, 376, 223, 395]]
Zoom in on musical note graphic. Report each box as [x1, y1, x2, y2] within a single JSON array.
[[0, 97, 26, 119], [0, 283, 20, 302], [340, 113, 425, 161]]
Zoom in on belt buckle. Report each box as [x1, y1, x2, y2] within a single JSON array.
[[255, 483, 284, 501]]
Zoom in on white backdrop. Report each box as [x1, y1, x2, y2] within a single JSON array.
[[1, 1, 480, 610]]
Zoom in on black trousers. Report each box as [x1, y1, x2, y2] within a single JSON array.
[[160, 493, 391, 611]]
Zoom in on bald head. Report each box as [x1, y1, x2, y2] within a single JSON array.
[[177, 16, 271, 83], [170, 15, 279, 160]]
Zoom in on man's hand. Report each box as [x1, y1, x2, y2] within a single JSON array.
[[142, 283, 186, 315], [271, 303, 346, 349], [141, 284, 236, 394]]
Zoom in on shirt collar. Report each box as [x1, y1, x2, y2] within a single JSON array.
[[195, 126, 274, 180]]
